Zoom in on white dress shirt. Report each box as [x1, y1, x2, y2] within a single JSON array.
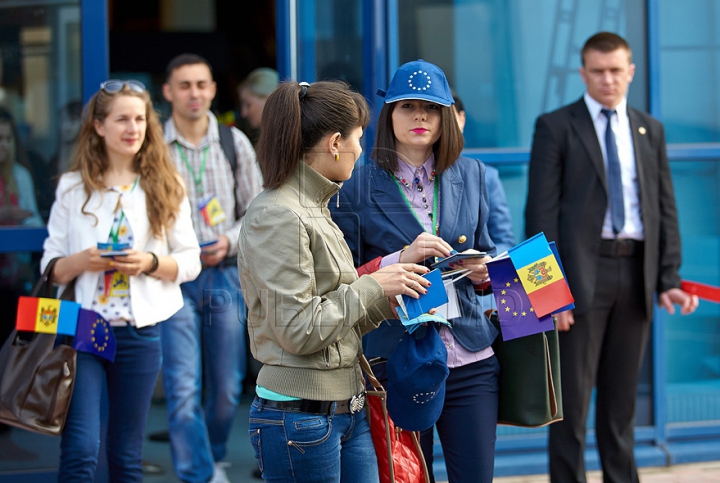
[[584, 92, 644, 240]]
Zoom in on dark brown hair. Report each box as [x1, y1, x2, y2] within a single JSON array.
[[73, 85, 184, 238], [257, 80, 370, 189], [165, 53, 213, 83], [372, 102, 464, 175], [581, 32, 632, 66]]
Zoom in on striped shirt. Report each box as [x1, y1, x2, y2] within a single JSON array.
[[164, 113, 262, 257]]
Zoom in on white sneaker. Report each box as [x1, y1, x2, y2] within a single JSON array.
[[209, 462, 231, 483]]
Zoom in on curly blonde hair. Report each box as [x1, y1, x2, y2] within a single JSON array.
[[71, 84, 184, 238]]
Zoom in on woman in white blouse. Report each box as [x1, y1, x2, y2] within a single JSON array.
[[41, 80, 201, 482]]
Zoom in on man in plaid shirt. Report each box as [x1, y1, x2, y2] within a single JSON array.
[[160, 53, 262, 483]]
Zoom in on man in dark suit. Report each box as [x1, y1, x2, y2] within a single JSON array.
[[525, 32, 699, 483]]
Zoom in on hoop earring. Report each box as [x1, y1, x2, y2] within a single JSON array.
[[334, 153, 340, 162]]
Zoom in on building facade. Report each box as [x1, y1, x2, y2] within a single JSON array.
[[1, 0, 719, 480]]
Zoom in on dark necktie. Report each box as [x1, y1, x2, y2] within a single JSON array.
[[601, 108, 625, 235]]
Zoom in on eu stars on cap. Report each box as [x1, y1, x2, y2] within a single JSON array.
[[379, 59, 454, 107]]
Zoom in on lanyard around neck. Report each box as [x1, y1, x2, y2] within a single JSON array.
[[176, 144, 209, 195], [109, 176, 139, 243], [392, 174, 440, 235]]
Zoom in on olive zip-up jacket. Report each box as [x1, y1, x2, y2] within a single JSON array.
[[237, 161, 392, 401]]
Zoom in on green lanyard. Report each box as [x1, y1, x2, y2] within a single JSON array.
[[177, 144, 209, 196], [108, 176, 139, 243], [391, 175, 440, 235]]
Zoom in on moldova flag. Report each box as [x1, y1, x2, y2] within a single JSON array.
[[74, 309, 117, 362], [16, 296, 80, 336], [486, 255, 555, 340], [508, 232, 574, 317]]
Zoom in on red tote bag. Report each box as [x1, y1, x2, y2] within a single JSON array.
[[360, 355, 430, 483]]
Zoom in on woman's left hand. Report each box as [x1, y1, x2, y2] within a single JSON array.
[[110, 250, 155, 277], [450, 252, 492, 283]]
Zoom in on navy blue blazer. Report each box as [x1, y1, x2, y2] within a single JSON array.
[[330, 157, 499, 358]]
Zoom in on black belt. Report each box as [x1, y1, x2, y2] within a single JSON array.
[[257, 394, 365, 415], [599, 239, 643, 258]]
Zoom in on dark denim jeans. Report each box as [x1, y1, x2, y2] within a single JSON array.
[[248, 397, 379, 483], [161, 265, 246, 483], [58, 323, 161, 483]]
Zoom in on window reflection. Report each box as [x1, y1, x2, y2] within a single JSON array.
[[0, 2, 82, 223], [666, 160, 720, 423], [396, 0, 646, 148]]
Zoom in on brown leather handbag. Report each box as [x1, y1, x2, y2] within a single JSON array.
[[0, 258, 77, 436]]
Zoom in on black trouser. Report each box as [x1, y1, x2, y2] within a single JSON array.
[[549, 252, 647, 483]]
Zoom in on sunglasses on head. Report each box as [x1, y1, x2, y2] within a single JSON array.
[[100, 79, 146, 94]]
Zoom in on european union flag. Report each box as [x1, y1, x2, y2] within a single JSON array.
[[486, 255, 555, 340], [74, 309, 117, 362]]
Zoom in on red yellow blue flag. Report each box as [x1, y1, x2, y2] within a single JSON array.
[[507, 232, 574, 317], [16, 296, 80, 336], [74, 309, 117, 362]]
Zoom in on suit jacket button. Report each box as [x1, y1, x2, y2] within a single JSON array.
[[458, 235, 467, 244]]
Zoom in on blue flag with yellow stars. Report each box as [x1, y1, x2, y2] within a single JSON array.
[[487, 255, 555, 340], [73, 309, 117, 362]]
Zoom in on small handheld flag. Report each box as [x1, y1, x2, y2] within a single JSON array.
[[486, 255, 555, 340], [507, 233, 574, 317], [16, 296, 80, 336], [74, 309, 117, 362]]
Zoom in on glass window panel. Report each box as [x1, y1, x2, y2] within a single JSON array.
[[0, 2, 82, 223], [659, 0, 720, 143], [396, 0, 646, 148], [665, 159, 720, 423], [0, 2, 80, 473], [307, 0, 364, 92]]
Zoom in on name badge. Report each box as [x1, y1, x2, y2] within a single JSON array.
[[107, 271, 129, 298], [198, 194, 227, 227]]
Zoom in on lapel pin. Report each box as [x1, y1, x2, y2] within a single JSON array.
[[638, 126, 646, 135]]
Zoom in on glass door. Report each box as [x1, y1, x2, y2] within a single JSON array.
[[0, 1, 85, 478]]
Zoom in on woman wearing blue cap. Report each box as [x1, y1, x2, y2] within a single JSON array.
[[331, 60, 499, 483], [237, 80, 432, 482]]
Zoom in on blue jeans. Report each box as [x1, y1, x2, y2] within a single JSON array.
[[58, 324, 161, 483], [161, 265, 246, 483], [249, 397, 379, 483]]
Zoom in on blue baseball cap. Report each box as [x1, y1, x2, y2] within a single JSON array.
[[378, 59, 454, 106], [386, 325, 449, 431]]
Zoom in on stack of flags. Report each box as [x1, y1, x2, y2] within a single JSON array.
[[486, 232, 574, 340]]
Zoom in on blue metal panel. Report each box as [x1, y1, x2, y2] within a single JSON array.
[[460, 146, 720, 165], [81, 0, 108, 103], [0, 228, 47, 253], [666, 423, 720, 439], [296, 0, 315, 83], [276, 0, 292, 79], [461, 148, 530, 165], [667, 144, 720, 159], [666, 440, 720, 465], [386, 0, 399, 73], [653, 308, 668, 446], [361, 0, 389, 153], [647, 0, 661, 119]]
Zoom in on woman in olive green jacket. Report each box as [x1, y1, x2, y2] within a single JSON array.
[[237, 80, 430, 483]]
